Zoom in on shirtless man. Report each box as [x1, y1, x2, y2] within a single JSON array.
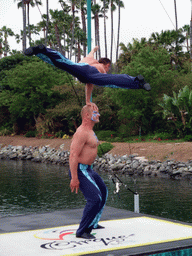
[[24, 45, 151, 99], [69, 103, 107, 239], [79, 46, 111, 105]]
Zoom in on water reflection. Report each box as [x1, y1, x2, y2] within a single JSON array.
[[0, 160, 85, 216], [0, 160, 192, 223]]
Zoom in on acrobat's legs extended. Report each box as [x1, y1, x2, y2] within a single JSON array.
[[24, 45, 151, 91]]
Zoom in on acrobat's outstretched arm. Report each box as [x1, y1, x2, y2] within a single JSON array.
[[24, 45, 151, 91], [80, 46, 99, 104], [85, 83, 93, 105]]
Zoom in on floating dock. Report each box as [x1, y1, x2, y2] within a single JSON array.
[[1, 206, 192, 256]]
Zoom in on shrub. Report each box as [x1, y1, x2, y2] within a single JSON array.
[[153, 132, 173, 141], [55, 131, 65, 138], [96, 130, 117, 141], [97, 142, 114, 157], [184, 135, 192, 142], [0, 128, 12, 136], [25, 130, 37, 137]]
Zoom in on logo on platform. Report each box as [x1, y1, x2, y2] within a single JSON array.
[[34, 229, 78, 241], [34, 228, 135, 251]]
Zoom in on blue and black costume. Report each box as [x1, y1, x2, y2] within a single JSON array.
[[69, 164, 108, 236], [24, 45, 151, 91]]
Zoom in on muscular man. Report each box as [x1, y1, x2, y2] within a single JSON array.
[[24, 45, 151, 104], [69, 103, 107, 239]]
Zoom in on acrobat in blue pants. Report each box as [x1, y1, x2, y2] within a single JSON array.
[[69, 164, 108, 236], [24, 45, 151, 91]]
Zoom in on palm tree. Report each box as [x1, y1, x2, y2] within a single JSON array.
[[22, 0, 26, 51], [149, 30, 185, 53], [0, 26, 14, 56], [190, 0, 192, 60], [91, 2, 104, 59], [49, 9, 64, 53], [74, 26, 87, 62], [117, 38, 148, 70], [15, 0, 42, 49], [0, 32, 3, 58], [101, 0, 109, 57], [174, 0, 178, 31], [59, 1, 71, 54], [182, 25, 190, 52], [110, 0, 116, 62], [68, 0, 81, 59], [77, 0, 87, 57], [45, 0, 49, 46], [116, 0, 124, 62]]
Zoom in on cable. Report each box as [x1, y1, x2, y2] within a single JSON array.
[[66, 73, 82, 107], [158, 0, 176, 29], [34, 0, 44, 19]]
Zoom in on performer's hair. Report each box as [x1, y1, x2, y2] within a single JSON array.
[[98, 58, 111, 65], [81, 105, 91, 118]]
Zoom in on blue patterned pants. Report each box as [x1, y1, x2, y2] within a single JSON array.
[[69, 164, 108, 236], [36, 47, 141, 89]]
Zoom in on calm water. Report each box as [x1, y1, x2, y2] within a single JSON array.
[[0, 160, 192, 223]]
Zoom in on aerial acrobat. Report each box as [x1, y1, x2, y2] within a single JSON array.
[[24, 45, 151, 104]]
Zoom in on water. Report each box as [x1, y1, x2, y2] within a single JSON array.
[[0, 160, 192, 223]]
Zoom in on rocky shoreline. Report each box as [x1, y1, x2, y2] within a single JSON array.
[[0, 144, 192, 180]]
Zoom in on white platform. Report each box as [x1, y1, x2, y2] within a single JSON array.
[[1, 216, 192, 256]]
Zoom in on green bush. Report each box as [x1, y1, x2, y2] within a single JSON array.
[[96, 130, 117, 141], [184, 135, 192, 142], [153, 132, 173, 140], [25, 130, 37, 137], [0, 128, 12, 136], [97, 142, 114, 157], [55, 131, 65, 138]]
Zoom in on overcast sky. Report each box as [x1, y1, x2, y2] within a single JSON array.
[[0, 0, 191, 59]]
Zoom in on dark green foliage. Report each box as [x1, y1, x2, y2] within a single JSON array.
[[184, 135, 192, 141], [0, 29, 192, 138], [25, 130, 37, 137], [96, 130, 117, 140], [55, 130, 66, 138], [0, 56, 69, 133], [97, 142, 114, 157], [0, 54, 34, 86], [158, 86, 192, 137]]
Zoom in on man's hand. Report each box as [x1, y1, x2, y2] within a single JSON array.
[[70, 178, 80, 194]]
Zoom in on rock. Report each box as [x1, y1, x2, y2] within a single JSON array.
[[9, 153, 18, 159], [0, 143, 192, 180]]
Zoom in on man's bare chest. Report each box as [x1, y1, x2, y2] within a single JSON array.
[[85, 132, 98, 148]]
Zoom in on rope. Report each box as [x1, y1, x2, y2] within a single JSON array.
[[66, 73, 82, 107], [158, 0, 176, 29]]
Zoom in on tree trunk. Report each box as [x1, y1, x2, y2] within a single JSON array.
[[55, 24, 64, 55], [27, 3, 31, 46], [22, 0, 27, 52], [110, 1, 114, 62], [4, 34, 8, 57], [45, 0, 49, 46], [96, 15, 101, 59], [70, 3, 75, 60], [174, 0, 178, 31], [103, 0, 108, 57], [81, 6, 87, 57], [116, 1, 121, 62], [190, 1, 192, 61]]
